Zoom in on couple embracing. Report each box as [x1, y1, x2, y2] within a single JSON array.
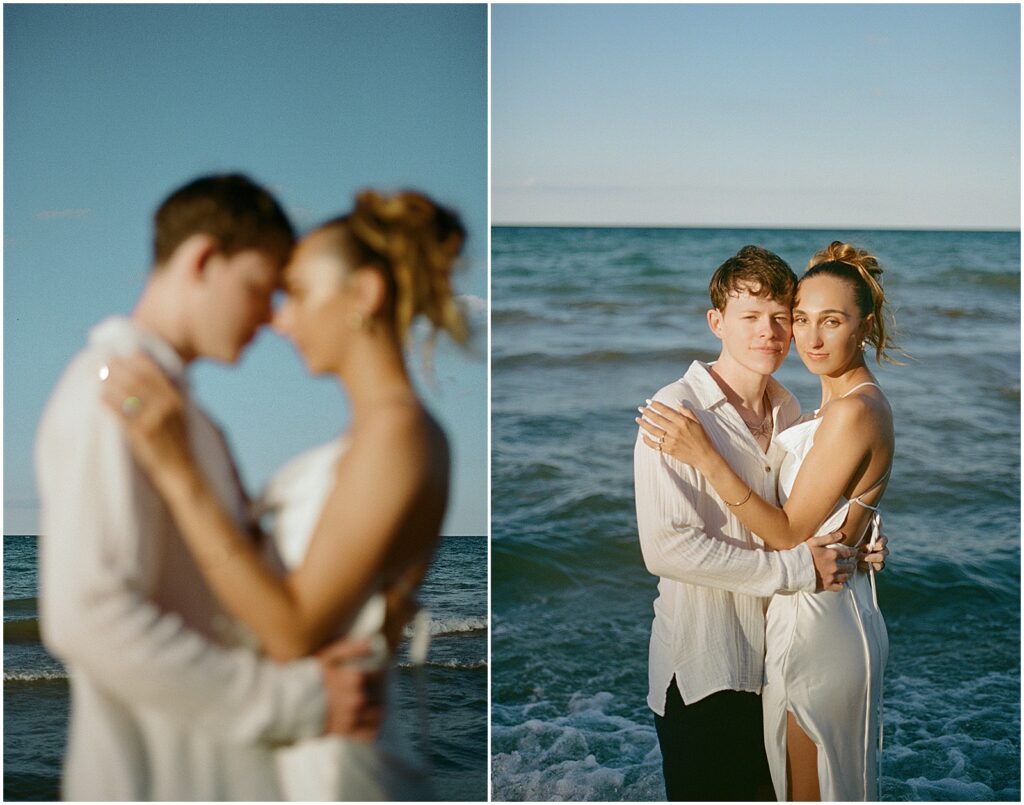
[[635, 244, 895, 801], [36, 174, 465, 800]]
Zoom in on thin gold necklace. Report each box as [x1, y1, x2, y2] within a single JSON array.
[[742, 391, 772, 440]]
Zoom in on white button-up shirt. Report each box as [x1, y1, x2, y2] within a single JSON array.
[[635, 360, 816, 713], [35, 316, 326, 801]]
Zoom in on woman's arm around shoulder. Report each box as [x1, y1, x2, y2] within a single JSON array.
[[644, 395, 880, 550]]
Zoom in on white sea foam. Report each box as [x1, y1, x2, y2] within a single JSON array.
[[4, 669, 67, 682], [398, 659, 486, 671], [406, 615, 487, 637], [905, 776, 1000, 800], [492, 691, 662, 801]]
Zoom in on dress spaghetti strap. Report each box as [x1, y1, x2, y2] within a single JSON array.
[[840, 381, 882, 398], [849, 466, 891, 509]]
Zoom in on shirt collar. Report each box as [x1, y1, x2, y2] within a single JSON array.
[[88, 315, 188, 384], [682, 360, 796, 418]]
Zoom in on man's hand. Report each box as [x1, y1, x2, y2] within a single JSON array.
[[317, 638, 386, 741], [858, 532, 889, 573], [806, 532, 858, 592]]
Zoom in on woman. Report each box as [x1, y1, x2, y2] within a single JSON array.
[[101, 189, 469, 800], [638, 241, 895, 801]]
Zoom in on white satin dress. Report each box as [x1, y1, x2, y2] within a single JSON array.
[[762, 384, 889, 801], [256, 437, 432, 801]]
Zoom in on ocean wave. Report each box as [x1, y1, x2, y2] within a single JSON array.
[[931, 268, 1020, 289], [493, 309, 561, 326], [903, 777, 1015, 801], [398, 659, 486, 671], [879, 553, 1018, 610], [879, 668, 1021, 800], [492, 691, 663, 801], [4, 669, 68, 685], [493, 346, 707, 371], [406, 615, 487, 638]]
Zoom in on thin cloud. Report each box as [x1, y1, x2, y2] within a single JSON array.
[[36, 208, 92, 220]]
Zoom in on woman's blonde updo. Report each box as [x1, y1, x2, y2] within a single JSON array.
[[804, 241, 899, 364], [317, 189, 469, 349]]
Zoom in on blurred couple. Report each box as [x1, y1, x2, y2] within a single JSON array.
[[635, 245, 896, 801], [36, 174, 467, 800]]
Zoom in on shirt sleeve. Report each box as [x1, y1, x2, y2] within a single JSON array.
[[35, 355, 326, 746], [634, 429, 815, 597]]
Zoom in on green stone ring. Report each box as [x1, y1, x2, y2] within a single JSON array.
[[121, 396, 143, 417]]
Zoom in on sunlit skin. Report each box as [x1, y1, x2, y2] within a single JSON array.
[[190, 248, 279, 362], [791, 274, 871, 384], [273, 231, 361, 375], [131, 234, 278, 365], [639, 272, 895, 802], [102, 226, 449, 667], [703, 287, 791, 439]]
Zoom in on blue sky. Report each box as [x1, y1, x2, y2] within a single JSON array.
[[4, 4, 487, 535], [493, 3, 1020, 228]]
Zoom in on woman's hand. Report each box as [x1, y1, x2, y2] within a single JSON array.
[[636, 400, 716, 471], [99, 353, 195, 486]]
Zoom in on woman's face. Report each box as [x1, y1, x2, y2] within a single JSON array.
[[273, 230, 352, 374], [791, 274, 870, 376]]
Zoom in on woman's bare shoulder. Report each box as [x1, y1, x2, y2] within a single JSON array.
[[361, 403, 449, 473], [818, 390, 893, 446]]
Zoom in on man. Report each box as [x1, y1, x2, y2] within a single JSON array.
[[634, 245, 883, 801], [36, 174, 381, 800]]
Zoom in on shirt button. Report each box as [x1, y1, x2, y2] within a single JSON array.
[[764, 465, 771, 473]]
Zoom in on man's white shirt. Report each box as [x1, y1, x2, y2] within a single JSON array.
[[35, 316, 326, 801], [634, 360, 816, 714]]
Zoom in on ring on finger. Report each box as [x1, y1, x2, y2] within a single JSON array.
[[122, 395, 143, 417]]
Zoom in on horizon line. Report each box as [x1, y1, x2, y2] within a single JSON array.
[[491, 222, 1021, 234]]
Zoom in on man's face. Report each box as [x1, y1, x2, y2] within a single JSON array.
[[708, 286, 792, 377], [193, 250, 280, 362]]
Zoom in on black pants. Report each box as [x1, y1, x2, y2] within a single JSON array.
[[654, 677, 775, 801]]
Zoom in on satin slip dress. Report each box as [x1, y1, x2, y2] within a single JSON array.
[[762, 382, 890, 801], [256, 437, 433, 801]]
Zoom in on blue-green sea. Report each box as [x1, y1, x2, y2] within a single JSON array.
[[4, 533, 486, 801], [491, 226, 1020, 801]]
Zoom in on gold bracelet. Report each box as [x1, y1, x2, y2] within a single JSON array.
[[725, 487, 752, 507]]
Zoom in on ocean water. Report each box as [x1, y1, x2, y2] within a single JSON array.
[[3, 533, 486, 801], [491, 226, 1020, 801]]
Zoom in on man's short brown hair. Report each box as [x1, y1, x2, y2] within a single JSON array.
[[152, 174, 295, 268], [708, 245, 797, 311]]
